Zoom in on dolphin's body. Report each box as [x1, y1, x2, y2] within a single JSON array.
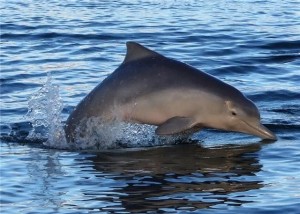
[[65, 42, 276, 143]]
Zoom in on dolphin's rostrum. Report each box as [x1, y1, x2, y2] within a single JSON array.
[[65, 42, 277, 143]]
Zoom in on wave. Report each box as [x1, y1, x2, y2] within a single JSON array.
[[1, 32, 123, 41], [1, 82, 41, 93], [1, 23, 37, 31], [259, 40, 300, 50], [252, 54, 300, 64], [212, 65, 258, 74], [248, 90, 300, 102]]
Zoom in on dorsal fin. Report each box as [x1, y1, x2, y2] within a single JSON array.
[[123, 41, 160, 63]]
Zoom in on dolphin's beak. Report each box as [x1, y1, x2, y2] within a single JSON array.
[[241, 120, 277, 140]]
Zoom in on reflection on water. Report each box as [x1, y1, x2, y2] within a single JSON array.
[[25, 150, 65, 209], [86, 143, 263, 212], [3, 138, 299, 213], [0, 146, 67, 213]]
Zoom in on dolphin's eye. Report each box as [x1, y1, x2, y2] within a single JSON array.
[[231, 111, 237, 116]]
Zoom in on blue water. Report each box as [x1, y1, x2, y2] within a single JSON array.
[[1, 0, 300, 213]]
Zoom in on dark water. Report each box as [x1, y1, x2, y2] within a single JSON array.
[[1, 0, 300, 213]]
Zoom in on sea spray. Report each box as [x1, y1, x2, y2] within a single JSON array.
[[26, 72, 68, 149], [72, 118, 190, 150]]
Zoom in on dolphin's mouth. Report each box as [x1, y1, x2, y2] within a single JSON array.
[[241, 120, 277, 140]]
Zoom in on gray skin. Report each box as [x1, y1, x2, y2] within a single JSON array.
[[65, 42, 277, 143]]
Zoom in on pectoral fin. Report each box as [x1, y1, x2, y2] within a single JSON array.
[[155, 117, 197, 135]]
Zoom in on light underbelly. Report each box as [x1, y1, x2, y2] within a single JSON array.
[[121, 90, 201, 125]]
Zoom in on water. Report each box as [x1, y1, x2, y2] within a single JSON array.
[[1, 0, 300, 213]]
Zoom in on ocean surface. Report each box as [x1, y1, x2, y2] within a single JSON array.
[[1, 0, 300, 213]]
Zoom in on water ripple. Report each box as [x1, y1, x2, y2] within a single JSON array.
[[1, 32, 123, 41], [259, 40, 300, 50]]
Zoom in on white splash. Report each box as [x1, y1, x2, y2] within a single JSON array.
[[26, 72, 68, 149], [72, 117, 190, 150]]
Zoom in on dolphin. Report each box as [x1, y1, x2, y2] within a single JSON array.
[[65, 41, 277, 143]]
